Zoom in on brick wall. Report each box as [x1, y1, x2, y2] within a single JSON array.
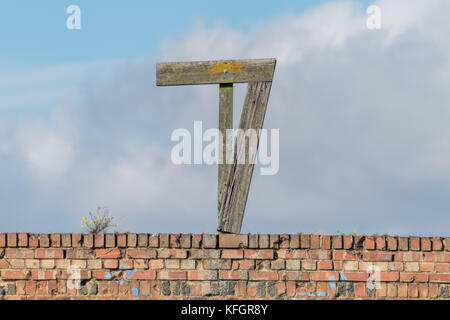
[[0, 233, 449, 300]]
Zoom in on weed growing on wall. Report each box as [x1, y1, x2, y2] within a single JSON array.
[[81, 207, 117, 234]]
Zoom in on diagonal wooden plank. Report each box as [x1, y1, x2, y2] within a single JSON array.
[[156, 58, 275, 86], [217, 81, 273, 234]]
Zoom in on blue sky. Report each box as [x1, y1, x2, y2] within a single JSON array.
[[0, 0, 370, 66], [1, 0, 450, 236]]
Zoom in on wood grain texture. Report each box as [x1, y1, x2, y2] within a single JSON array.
[[218, 83, 233, 216], [217, 81, 273, 234], [156, 58, 276, 86]]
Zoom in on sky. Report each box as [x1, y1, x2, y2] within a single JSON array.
[[1, 0, 449, 236]]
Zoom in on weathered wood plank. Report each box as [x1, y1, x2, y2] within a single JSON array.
[[218, 83, 233, 216], [156, 58, 276, 86], [217, 81, 273, 234]]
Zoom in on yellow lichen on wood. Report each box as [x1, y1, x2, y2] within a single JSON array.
[[209, 61, 242, 74]]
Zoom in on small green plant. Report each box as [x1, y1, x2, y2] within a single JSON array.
[[81, 207, 117, 234]]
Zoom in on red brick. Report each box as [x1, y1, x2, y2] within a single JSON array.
[[332, 236, 342, 249], [271, 259, 285, 270], [7, 233, 17, 247], [26, 281, 37, 296], [365, 237, 376, 250], [318, 260, 333, 270], [259, 234, 269, 248], [277, 249, 307, 259], [61, 234, 71, 247], [400, 272, 428, 282], [286, 282, 296, 297], [148, 259, 163, 269], [72, 234, 82, 247], [0, 259, 8, 268], [289, 235, 299, 249], [249, 234, 259, 248], [389, 262, 404, 271], [103, 259, 118, 269], [363, 251, 394, 262], [221, 249, 243, 259], [127, 233, 137, 247], [341, 272, 368, 281], [310, 249, 331, 260], [94, 234, 105, 248], [138, 234, 148, 247], [219, 234, 248, 248], [35, 249, 64, 259], [202, 234, 217, 248], [421, 238, 432, 251], [387, 237, 397, 251], [117, 234, 127, 247], [128, 248, 157, 259], [157, 248, 187, 259], [188, 270, 218, 280], [203, 259, 232, 270], [1, 270, 30, 280], [105, 234, 115, 248], [398, 283, 408, 298], [432, 237, 443, 251], [219, 270, 248, 280], [189, 249, 220, 259], [310, 271, 339, 281], [423, 252, 435, 262], [436, 263, 450, 273], [237, 260, 255, 270], [159, 234, 170, 248], [376, 282, 387, 298], [398, 237, 409, 251], [0, 233, 5, 247], [300, 234, 310, 249], [18, 233, 28, 247], [332, 250, 357, 261], [179, 234, 191, 248], [321, 236, 331, 249], [419, 263, 435, 272], [379, 272, 399, 282], [269, 234, 280, 248], [418, 283, 429, 298], [50, 234, 60, 247], [83, 234, 93, 248], [355, 282, 366, 298], [310, 235, 320, 249], [128, 270, 156, 280], [375, 236, 386, 250], [191, 234, 201, 248], [408, 283, 419, 298], [429, 274, 450, 283], [244, 249, 273, 259], [279, 234, 290, 248], [158, 271, 186, 280], [249, 271, 278, 281], [66, 248, 94, 259], [343, 235, 353, 249], [387, 283, 397, 297], [410, 237, 420, 251], [429, 284, 439, 298], [134, 259, 148, 269], [95, 249, 123, 259]]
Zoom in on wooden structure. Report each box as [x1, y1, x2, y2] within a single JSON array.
[[156, 58, 276, 233]]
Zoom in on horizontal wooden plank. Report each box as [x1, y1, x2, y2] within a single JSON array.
[[156, 58, 276, 86]]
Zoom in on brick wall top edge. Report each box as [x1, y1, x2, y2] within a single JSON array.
[[0, 233, 449, 251]]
